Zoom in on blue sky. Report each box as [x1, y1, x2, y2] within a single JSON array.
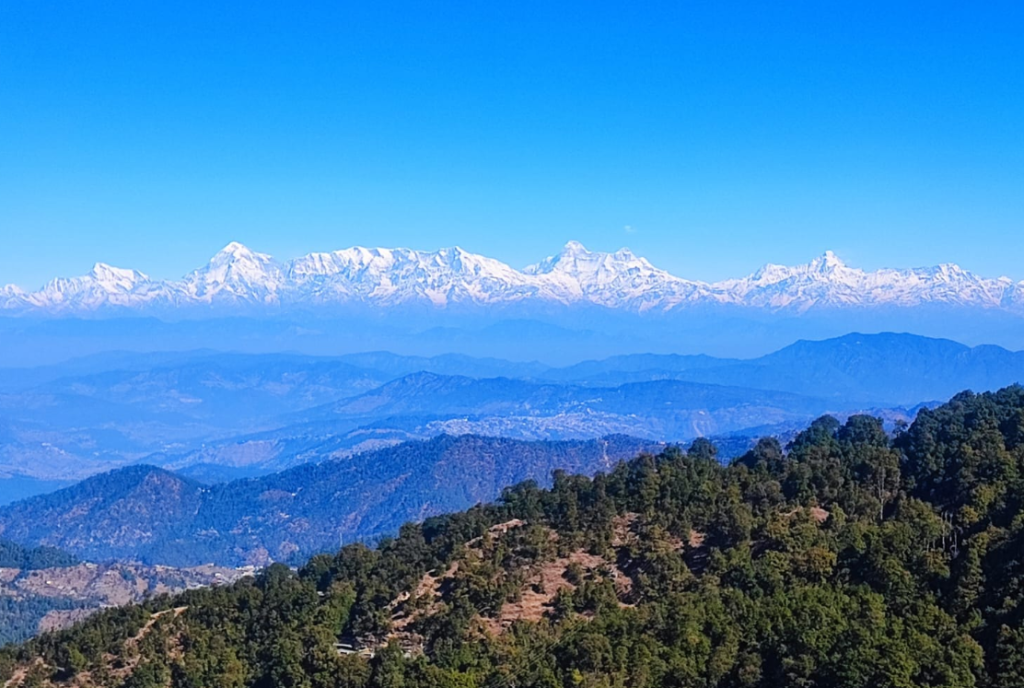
[[2, 1, 1023, 287]]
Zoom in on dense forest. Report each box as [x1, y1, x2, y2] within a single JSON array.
[[5, 386, 1024, 687], [0, 598, 86, 649], [0, 541, 82, 647], [0, 540, 78, 570]]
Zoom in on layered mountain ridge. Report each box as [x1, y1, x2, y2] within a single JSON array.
[[4, 241, 1022, 314], [0, 332, 1018, 493]]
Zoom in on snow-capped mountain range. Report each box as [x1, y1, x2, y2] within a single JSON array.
[[3, 241, 1023, 315]]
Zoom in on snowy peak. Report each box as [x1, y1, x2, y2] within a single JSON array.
[[808, 250, 846, 273], [217, 241, 255, 256], [525, 241, 658, 278], [518, 242, 694, 308], [0, 283, 25, 309], [183, 242, 285, 303], [746, 251, 849, 286], [202, 242, 277, 273], [526, 241, 596, 273], [719, 251, 1014, 310], [2, 244, 1023, 314], [0, 284, 25, 296], [205, 242, 276, 269], [90, 263, 149, 289], [286, 245, 546, 306]]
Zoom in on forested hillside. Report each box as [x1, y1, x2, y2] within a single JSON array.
[[0, 540, 83, 647], [6, 386, 1024, 687], [0, 435, 661, 566], [0, 540, 77, 570], [0, 533, 248, 648]]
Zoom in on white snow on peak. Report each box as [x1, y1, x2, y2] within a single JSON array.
[[0, 284, 26, 311], [1, 284, 26, 296], [287, 245, 549, 306], [524, 242, 705, 308], [182, 242, 285, 304], [810, 250, 845, 271], [90, 263, 149, 289], [712, 251, 1016, 311], [527, 241, 648, 274], [3, 243, 1022, 314], [218, 241, 254, 256], [9, 259, 159, 310]]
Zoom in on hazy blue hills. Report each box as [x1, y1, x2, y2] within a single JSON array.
[[0, 349, 227, 393], [553, 333, 1024, 405], [3, 325, 1024, 564], [5, 307, 1024, 367], [0, 435, 661, 566], [333, 350, 549, 379], [0, 371, 833, 490], [301, 372, 831, 438], [0, 466, 206, 558], [678, 332, 1024, 405], [0, 333, 1022, 501], [31, 354, 392, 425], [539, 352, 728, 382]]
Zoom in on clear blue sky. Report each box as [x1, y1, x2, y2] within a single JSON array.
[[2, 1, 1023, 288]]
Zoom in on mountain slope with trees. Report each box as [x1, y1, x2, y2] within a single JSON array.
[[0, 539, 246, 648], [5, 386, 1024, 686], [0, 436, 662, 566]]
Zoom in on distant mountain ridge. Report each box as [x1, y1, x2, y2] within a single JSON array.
[[299, 372, 832, 440], [597, 332, 1024, 406], [4, 241, 1023, 314]]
